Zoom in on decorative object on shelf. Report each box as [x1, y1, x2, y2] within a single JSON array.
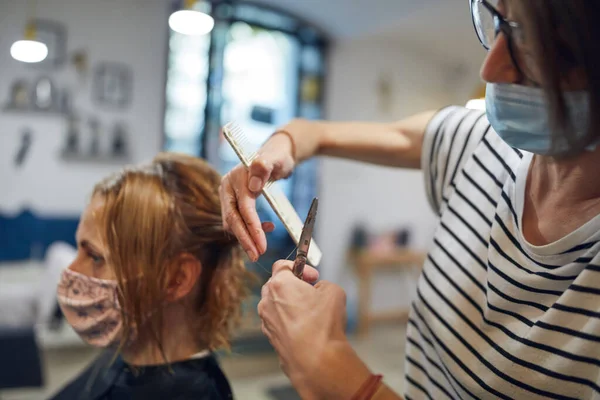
[[395, 227, 411, 247], [71, 50, 88, 80], [377, 72, 393, 114], [300, 75, 319, 103], [63, 116, 80, 156], [111, 123, 128, 157], [93, 62, 133, 109], [4, 77, 68, 116], [14, 128, 33, 168], [367, 231, 398, 255], [32, 76, 57, 111], [30, 19, 67, 69], [350, 224, 368, 251], [88, 118, 101, 156], [250, 105, 275, 124], [60, 119, 129, 164], [59, 89, 71, 115], [7, 80, 30, 110]]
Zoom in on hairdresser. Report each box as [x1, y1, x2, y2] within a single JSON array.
[[220, 1, 600, 398]]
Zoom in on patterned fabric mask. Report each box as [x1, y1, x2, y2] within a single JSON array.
[[57, 268, 126, 348]]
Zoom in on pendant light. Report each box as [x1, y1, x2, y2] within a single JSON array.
[[11, 0, 48, 64], [169, 0, 214, 36], [11, 21, 48, 63]]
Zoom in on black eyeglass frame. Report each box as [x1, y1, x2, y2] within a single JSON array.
[[470, 0, 525, 78]]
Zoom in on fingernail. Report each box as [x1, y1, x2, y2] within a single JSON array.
[[249, 177, 262, 192], [247, 250, 257, 262]]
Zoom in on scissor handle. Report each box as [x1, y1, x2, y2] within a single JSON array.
[[293, 254, 306, 279]]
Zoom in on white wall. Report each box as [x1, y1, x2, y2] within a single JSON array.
[[0, 0, 169, 216], [317, 35, 482, 313]]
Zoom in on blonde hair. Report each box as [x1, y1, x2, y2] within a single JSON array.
[[92, 152, 249, 354]]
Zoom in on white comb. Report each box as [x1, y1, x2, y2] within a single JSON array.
[[222, 122, 322, 267]]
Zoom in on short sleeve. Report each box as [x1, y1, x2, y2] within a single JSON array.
[[421, 106, 491, 216]]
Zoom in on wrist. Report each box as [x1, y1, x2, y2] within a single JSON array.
[[297, 339, 372, 400], [274, 119, 324, 164]]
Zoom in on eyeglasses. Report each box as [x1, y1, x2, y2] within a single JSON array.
[[470, 0, 535, 79]]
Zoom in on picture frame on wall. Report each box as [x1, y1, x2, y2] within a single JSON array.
[[92, 62, 133, 109], [31, 19, 68, 69]]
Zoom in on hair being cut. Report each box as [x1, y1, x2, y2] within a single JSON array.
[[92, 152, 249, 356]]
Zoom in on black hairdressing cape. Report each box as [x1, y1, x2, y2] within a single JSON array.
[[49, 350, 233, 400]]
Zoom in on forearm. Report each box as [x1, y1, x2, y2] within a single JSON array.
[[298, 340, 404, 400], [283, 110, 438, 169]]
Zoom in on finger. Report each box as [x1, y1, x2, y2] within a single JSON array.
[[272, 259, 294, 275], [262, 221, 275, 233], [222, 175, 265, 259], [218, 183, 231, 233], [261, 321, 268, 337], [272, 259, 319, 283], [260, 321, 274, 343], [315, 281, 348, 305], [235, 185, 268, 256], [223, 201, 259, 262], [260, 280, 270, 300], [302, 265, 319, 283], [248, 158, 274, 193]]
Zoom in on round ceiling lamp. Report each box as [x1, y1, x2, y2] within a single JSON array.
[[11, 21, 48, 63], [169, 0, 214, 36]]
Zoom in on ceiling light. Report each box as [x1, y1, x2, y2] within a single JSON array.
[[169, 0, 214, 36], [11, 21, 48, 63]]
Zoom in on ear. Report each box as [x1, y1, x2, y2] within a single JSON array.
[[166, 253, 202, 302]]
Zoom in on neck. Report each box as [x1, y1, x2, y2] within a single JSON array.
[[523, 147, 600, 245], [531, 147, 600, 205], [120, 305, 204, 366]]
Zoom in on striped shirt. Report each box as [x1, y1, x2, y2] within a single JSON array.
[[405, 106, 600, 400]]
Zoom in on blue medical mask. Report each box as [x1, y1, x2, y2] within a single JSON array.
[[485, 83, 594, 155]]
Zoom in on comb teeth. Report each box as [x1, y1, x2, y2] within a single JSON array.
[[223, 122, 257, 166]]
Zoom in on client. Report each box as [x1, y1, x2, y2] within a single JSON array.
[[51, 153, 248, 400]]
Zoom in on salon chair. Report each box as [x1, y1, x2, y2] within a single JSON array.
[[0, 242, 76, 393], [0, 326, 44, 390]]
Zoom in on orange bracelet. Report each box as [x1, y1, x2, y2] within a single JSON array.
[[351, 374, 383, 400]]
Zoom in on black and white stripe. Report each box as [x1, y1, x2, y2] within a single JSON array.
[[407, 106, 600, 399]]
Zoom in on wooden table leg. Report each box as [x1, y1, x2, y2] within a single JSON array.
[[357, 262, 371, 338]]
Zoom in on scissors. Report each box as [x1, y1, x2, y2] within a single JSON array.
[[292, 197, 318, 279]]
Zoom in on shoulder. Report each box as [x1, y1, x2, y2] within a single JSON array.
[[179, 355, 234, 399], [48, 350, 122, 400], [422, 106, 496, 215]]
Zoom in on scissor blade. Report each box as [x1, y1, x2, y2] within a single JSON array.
[[297, 198, 318, 255]]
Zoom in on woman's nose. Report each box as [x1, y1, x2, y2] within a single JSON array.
[[67, 257, 83, 274], [480, 33, 521, 84]]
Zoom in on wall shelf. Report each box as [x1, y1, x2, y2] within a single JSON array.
[[2, 106, 68, 118], [60, 151, 130, 165]]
